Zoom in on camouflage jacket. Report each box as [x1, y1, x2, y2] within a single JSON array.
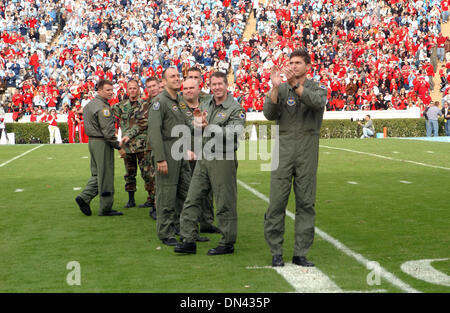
[[112, 98, 151, 153]]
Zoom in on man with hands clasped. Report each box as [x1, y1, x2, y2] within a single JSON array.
[[263, 50, 327, 267]]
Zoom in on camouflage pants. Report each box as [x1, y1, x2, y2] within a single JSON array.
[[123, 151, 155, 203]]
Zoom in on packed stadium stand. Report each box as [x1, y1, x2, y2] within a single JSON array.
[[1, 0, 450, 124]]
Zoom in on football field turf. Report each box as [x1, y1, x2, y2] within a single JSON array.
[[0, 139, 449, 293]]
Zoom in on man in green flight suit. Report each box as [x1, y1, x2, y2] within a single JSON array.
[[75, 79, 125, 216], [186, 67, 211, 105], [143, 76, 163, 219], [147, 67, 192, 246], [263, 49, 327, 267], [182, 74, 220, 235], [113, 80, 155, 213], [175, 71, 246, 255]]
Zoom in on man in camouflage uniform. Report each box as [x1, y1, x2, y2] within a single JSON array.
[[113, 80, 155, 213]]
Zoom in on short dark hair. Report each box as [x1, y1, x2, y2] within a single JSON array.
[[97, 79, 113, 90], [145, 77, 159, 85], [290, 49, 311, 65], [210, 71, 228, 84], [187, 67, 202, 75]]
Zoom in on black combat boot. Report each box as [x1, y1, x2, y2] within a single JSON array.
[[124, 191, 136, 208]]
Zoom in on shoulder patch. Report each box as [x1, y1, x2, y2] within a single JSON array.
[[319, 84, 327, 90], [152, 102, 160, 110], [239, 110, 246, 119], [102, 108, 111, 117]]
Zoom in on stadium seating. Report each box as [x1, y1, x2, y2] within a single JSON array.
[[1, 0, 449, 122], [237, 0, 449, 113]]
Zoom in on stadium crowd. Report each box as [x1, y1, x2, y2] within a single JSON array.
[[2, 0, 450, 126], [1, 0, 250, 120], [234, 0, 450, 113]]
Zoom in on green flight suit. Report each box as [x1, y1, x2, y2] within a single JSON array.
[[180, 94, 246, 247], [147, 89, 192, 241], [182, 96, 215, 231], [112, 98, 155, 204], [78, 95, 121, 215], [263, 80, 327, 257]]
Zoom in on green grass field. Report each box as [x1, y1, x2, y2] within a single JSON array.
[[0, 138, 449, 293]]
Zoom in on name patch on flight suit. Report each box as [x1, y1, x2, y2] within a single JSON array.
[[172, 104, 179, 112], [217, 112, 226, 119], [287, 97, 296, 106], [103, 108, 111, 117], [152, 102, 160, 110]]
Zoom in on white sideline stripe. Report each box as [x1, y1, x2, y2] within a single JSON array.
[[313, 227, 419, 293], [251, 263, 344, 293], [0, 145, 44, 168], [274, 264, 342, 293], [400, 259, 450, 287], [238, 180, 341, 292], [347, 181, 358, 185], [15, 189, 24, 192], [246, 264, 342, 293], [73, 187, 82, 191], [320, 145, 450, 171], [237, 179, 420, 293], [399, 180, 412, 184]]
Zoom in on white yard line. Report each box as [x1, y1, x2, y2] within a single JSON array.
[[247, 264, 342, 293], [0, 145, 44, 168], [320, 145, 450, 171], [274, 264, 342, 293], [237, 179, 420, 293]]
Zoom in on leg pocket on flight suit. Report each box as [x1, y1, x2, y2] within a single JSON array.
[[159, 185, 177, 215]]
